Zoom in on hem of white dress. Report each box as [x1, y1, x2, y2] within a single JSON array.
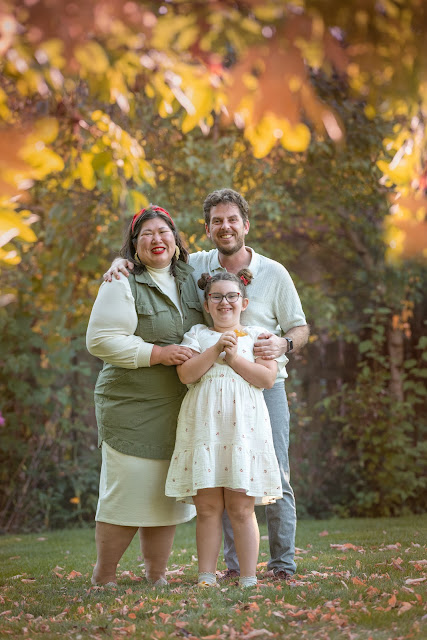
[[167, 490, 282, 507], [95, 513, 196, 527]]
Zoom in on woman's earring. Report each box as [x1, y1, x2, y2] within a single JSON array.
[[175, 246, 180, 260], [134, 251, 141, 264]]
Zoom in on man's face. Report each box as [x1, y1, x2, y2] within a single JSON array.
[[205, 203, 250, 256]]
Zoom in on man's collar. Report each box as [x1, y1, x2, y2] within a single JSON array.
[[210, 246, 260, 275]]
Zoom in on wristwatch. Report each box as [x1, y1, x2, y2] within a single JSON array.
[[284, 337, 293, 353]]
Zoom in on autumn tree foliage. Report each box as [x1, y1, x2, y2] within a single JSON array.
[[0, 0, 426, 267]]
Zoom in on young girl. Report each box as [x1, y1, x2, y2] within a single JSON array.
[[165, 270, 285, 588]]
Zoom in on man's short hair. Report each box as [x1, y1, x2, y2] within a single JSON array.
[[203, 188, 249, 226]]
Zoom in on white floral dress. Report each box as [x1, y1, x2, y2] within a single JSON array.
[[165, 324, 285, 505]]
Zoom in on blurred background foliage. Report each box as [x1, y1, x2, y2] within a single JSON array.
[[0, 1, 426, 531]]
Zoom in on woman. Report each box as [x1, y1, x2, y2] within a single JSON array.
[[86, 205, 203, 586]]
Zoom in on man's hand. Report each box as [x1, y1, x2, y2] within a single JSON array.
[[253, 333, 286, 360], [150, 344, 194, 366], [103, 259, 134, 282]]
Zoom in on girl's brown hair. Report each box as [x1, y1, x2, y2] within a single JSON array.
[[197, 269, 253, 301]]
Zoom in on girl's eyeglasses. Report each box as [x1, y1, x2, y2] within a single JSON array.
[[208, 292, 241, 304]]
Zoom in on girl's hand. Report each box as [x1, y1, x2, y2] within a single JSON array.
[[222, 331, 239, 364], [150, 344, 194, 366], [216, 331, 237, 355]]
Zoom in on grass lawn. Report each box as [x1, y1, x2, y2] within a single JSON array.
[[0, 515, 426, 639]]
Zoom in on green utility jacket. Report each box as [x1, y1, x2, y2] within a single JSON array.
[[94, 262, 203, 459]]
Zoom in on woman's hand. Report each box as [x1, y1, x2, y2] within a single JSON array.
[[150, 344, 194, 366], [103, 259, 134, 282]]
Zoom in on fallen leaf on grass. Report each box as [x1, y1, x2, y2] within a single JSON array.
[[113, 624, 136, 635], [366, 586, 380, 596], [390, 559, 404, 571], [379, 543, 401, 551], [159, 612, 171, 624], [175, 620, 190, 628], [118, 570, 142, 581], [66, 570, 82, 580], [405, 577, 426, 585], [409, 560, 427, 569], [21, 578, 36, 583], [330, 543, 363, 552], [388, 594, 397, 607], [242, 630, 274, 638], [397, 602, 413, 615], [318, 530, 329, 537], [352, 577, 366, 586], [272, 611, 286, 619]]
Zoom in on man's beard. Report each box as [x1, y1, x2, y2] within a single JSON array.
[[216, 236, 245, 256]]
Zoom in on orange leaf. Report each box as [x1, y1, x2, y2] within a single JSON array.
[[388, 594, 397, 607], [66, 570, 82, 580], [351, 577, 366, 586], [398, 602, 413, 615]]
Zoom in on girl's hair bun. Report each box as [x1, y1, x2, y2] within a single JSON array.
[[197, 272, 212, 291], [237, 268, 253, 286]]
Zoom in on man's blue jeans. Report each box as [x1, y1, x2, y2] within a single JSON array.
[[222, 382, 297, 575]]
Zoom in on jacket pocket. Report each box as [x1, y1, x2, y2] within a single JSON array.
[[135, 300, 170, 343]]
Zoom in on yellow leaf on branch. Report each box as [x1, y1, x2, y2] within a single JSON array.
[[77, 153, 96, 191], [0, 207, 37, 247], [74, 41, 109, 74], [0, 246, 20, 265], [281, 121, 311, 152]]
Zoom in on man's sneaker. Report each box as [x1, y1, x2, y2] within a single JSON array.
[[218, 569, 240, 582], [273, 570, 293, 582]]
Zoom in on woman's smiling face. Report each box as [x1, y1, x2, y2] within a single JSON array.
[[135, 216, 176, 268], [204, 280, 248, 330]]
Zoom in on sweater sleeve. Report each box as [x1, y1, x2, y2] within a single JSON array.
[[273, 265, 306, 333], [86, 276, 154, 368]]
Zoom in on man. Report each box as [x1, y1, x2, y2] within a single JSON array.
[[105, 189, 309, 581]]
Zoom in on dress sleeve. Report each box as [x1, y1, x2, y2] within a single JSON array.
[[86, 276, 154, 368], [249, 326, 289, 374], [180, 324, 204, 353]]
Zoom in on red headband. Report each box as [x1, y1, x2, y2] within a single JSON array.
[[131, 205, 174, 232]]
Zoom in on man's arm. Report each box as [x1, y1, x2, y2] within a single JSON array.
[[253, 324, 310, 360]]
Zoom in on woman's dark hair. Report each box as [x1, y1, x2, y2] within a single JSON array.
[[120, 208, 189, 276], [197, 269, 253, 301]]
